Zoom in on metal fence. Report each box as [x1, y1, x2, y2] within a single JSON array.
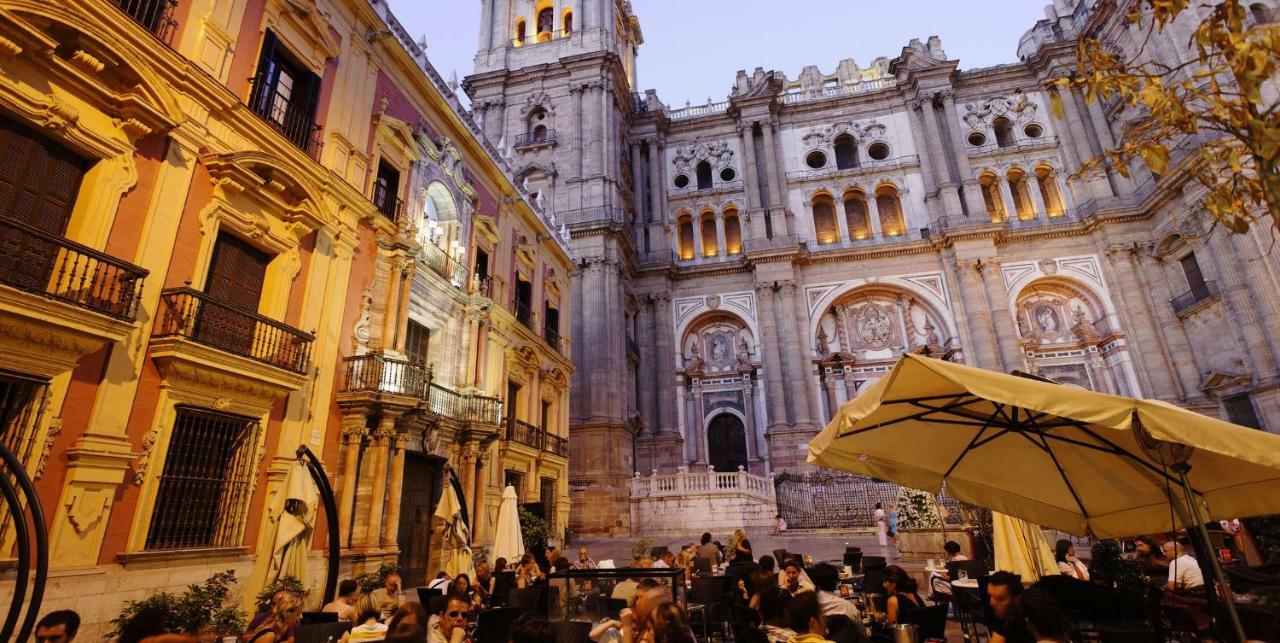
[[774, 470, 969, 530]]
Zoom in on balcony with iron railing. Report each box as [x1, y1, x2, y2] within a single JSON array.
[[247, 74, 324, 160], [372, 182, 405, 225], [155, 287, 315, 373], [420, 241, 468, 289], [339, 354, 503, 424], [0, 216, 149, 320], [114, 0, 178, 42], [515, 129, 558, 148], [1171, 281, 1221, 317], [504, 418, 568, 457], [544, 326, 561, 353], [545, 432, 568, 457], [473, 274, 504, 300], [515, 300, 534, 330]]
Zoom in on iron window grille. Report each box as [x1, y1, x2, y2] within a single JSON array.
[[145, 406, 262, 551], [0, 371, 50, 545]]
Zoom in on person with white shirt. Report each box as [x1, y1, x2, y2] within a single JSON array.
[[1054, 539, 1089, 581], [1162, 541, 1205, 591], [808, 563, 869, 641], [873, 503, 887, 547]]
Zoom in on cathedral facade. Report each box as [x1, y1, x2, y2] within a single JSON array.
[[465, 0, 1280, 536]]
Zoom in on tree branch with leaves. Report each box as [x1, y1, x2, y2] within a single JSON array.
[[1062, 0, 1280, 232]]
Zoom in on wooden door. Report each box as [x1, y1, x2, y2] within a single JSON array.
[[0, 119, 86, 291], [397, 452, 443, 588], [197, 234, 269, 357], [707, 413, 749, 473]]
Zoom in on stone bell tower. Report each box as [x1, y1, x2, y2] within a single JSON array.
[[465, 0, 644, 536]]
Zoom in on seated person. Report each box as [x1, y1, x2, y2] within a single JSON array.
[[516, 554, 546, 588], [881, 566, 922, 625], [349, 608, 391, 642], [783, 592, 833, 643], [987, 571, 1033, 643], [808, 563, 867, 642], [614, 577, 660, 607], [429, 594, 471, 643], [1054, 540, 1090, 581], [756, 585, 797, 643], [779, 560, 814, 596], [1162, 541, 1205, 591], [324, 580, 362, 621], [1016, 589, 1069, 643]]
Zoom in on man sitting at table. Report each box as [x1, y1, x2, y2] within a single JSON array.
[[1162, 541, 1205, 591], [783, 592, 834, 643], [780, 559, 814, 596], [808, 563, 867, 642], [987, 571, 1034, 643], [698, 532, 721, 566], [429, 594, 471, 643], [1017, 588, 1070, 643]]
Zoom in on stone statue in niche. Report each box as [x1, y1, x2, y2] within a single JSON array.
[[736, 337, 753, 368], [816, 325, 830, 355], [710, 334, 730, 364], [686, 341, 704, 373], [1035, 304, 1060, 333]]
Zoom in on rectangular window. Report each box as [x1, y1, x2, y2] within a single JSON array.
[[1180, 253, 1207, 293], [0, 370, 49, 544], [405, 320, 430, 365], [373, 161, 402, 220], [474, 249, 490, 283], [146, 406, 262, 550], [506, 380, 520, 422], [504, 470, 525, 501], [540, 477, 557, 528], [514, 276, 533, 327], [249, 30, 322, 154], [543, 304, 559, 348], [1223, 393, 1262, 430], [540, 400, 551, 432]]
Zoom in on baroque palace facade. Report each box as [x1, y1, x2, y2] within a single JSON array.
[[0, 0, 572, 634], [465, 0, 1280, 536]]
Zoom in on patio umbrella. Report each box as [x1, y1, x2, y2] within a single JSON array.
[[809, 354, 1280, 641], [491, 486, 524, 564], [436, 481, 475, 579], [992, 511, 1058, 582], [266, 459, 319, 588]]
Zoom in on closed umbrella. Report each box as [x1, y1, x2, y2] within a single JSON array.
[[992, 512, 1058, 582], [436, 482, 475, 579], [491, 486, 524, 564], [809, 353, 1280, 641], [267, 459, 319, 588]]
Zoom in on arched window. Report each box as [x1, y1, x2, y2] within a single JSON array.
[[834, 134, 859, 170], [537, 7, 555, 34], [1006, 168, 1035, 221], [724, 209, 742, 255], [677, 214, 695, 260], [696, 161, 713, 190], [527, 107, 548, 142], [875, 186, 905, 237], [993, 117, 1015, 148], [979, 173, 1005, 222], [563, 9, 574, 34], [514, 19, 527, 45], [812, 194, 839, 245], [1035, 166, 1066, 217], [843, 190, 870, 240], [700, 212, 718, 257]]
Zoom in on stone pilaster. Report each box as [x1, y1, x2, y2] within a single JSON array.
[[755, 284, 789, 432]]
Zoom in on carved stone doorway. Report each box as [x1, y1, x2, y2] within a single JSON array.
[[707, 413, 748, 472]]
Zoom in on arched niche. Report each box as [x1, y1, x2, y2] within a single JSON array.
[[812, 284, 954, 360], [1013, 276, 1134, 395], [680, 311, 756, 377]]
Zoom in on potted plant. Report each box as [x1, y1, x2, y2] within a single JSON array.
[[518, 506, 549, 555], [893, 487, 948, 557], [356, 563, 401, 594], [110, 570, 248, 640]]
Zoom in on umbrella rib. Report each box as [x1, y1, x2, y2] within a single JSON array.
[[1039, 428, 1205, 496], [942, 407, 1000, 478], [882, 393, 982, 405], [838, 396, 983, 437], [1037, 431, 1091, 520]]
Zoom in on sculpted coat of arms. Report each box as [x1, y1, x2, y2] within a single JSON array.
[[853, 304, 894, 350]]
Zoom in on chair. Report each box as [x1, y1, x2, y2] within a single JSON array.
[[945, 560, 986, 581], [862, 569, 884, 596], [300, 611, 337, 625], [509, 586, 544, 612], [492, 570, 516, 606], [842, 551, 863, 572], [773, 549, 789, 564], [693, 557, 713, 575], [477, 607, 526, 643], [295, 621, 351, 643], [902, 605, 948, 641], [688, 577, 727, 639], [554, 619, 593, 643], [417, 587, 442, 609], [861, 556, 887, 573]]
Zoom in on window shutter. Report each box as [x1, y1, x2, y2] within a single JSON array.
[[300, 70, 323, 122], [0, 120, 85, 235], [251, 30, 278, 112]]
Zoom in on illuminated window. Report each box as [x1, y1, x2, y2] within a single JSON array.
[[812, 194, 838, 244]]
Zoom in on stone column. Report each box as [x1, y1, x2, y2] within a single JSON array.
[[571, 84, 586, 180], [600, 86, 612, 178], [686, 388, 700, 462], [1200, 234, 1278, 377], [787, 283, 824, 425], [976, 259, 1023, 372], [940, 91, 987, 217], [637, 297, 658, 435], [459, 442, 478, 527], [775, 282, 814, 428], [1101, 245, 1174, 398], [997, 176, 1018, 221], [1026, 176, 1048, 220], [479, 0, 495, 50], [1061, 86, 1114, 200], [866, 192, 883, 236], [383, 433, 406, 546], [653, 293, 677, 434], [739, 125, 762, 211], [631, 143, 645, 221], [916, 94, 962, 215], [834, 202, 851, 242], [1048, 86, 1082, 173], [472, 448, 489, 541], [743, 381, 761, 460], [1134, 252, 1203, 399], [756, 284, 789, 431], [761, 122, 784, 209], [1084, 96, 1135, 195], [954, 259, 1003, 371], [365, 411, 400, 546], [715, 212, 727, 254], [647, 140, 664, 224], [338, 412, 366, 548], [907, 99, 940, 213], [691, 215, 705, 259]]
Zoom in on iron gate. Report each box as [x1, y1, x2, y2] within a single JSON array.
[[774, 470, 968, 530]]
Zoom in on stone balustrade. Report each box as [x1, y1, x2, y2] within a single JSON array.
[[629, 466, 777, 537]]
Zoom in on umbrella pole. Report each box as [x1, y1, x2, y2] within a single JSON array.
[[1173, 464, 1245, 642]]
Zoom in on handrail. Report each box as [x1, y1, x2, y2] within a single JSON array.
[[630, 467, 775, 502], [247, 72, 324, 160], [0, 216, 149, 320], [515, 129, 558, 147], [114, 0, 178, 43], [545, 432, 568, 457], [544, 326, 561, 353], [339, 355, 503, 424], [372, 182, 405, 225], [780, 77, 896, 104], [155, 287, 315, 373]]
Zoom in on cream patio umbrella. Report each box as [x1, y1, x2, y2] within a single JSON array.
[[991, 512, 1058, 583], [491, 485, 524, 564], [808, 353, 1280, 641], [265, 459, 319, 589], [436, 480, 476, 580]]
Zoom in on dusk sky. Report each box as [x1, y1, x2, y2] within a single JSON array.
[[388, 1, 1054, 106]]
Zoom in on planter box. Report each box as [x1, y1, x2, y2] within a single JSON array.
[[895, 528, 971, 559]]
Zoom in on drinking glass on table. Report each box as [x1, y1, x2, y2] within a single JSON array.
[[958, 567, 969, 581]]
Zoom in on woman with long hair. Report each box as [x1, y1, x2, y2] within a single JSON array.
[[244, 592, 304, 643], [1133, 536, 1169, 579], [1055, 539, 1090, 580], [882, 565, 923, 625], [728, 529, 753, 563], [642, 601, 696, 643]]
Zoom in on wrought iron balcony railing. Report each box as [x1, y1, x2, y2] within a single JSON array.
[[506, 418, 543, 449], [156, 287, 314, 373], [514, 129, 557, 147], [474, 274, 503, 300], [0, 216, 148, 320], [115, 0, 178, 42], [545, 432, 568, 457], [372, 182, 405, 225], [1171, 281, 1220, 316], [247, 73, 324, 159], [341, 353, 431, 398], [544, 326, 561, 352], [420, 242, 467, 288], [426, 384, 503, 425], [515, 300, 534, 329]]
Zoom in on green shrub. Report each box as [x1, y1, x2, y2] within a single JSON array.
[[109, 570, 247, 638], [254, 576, 308, 610], [356, 563, 402, 594], [519, 507, 549, 554]]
